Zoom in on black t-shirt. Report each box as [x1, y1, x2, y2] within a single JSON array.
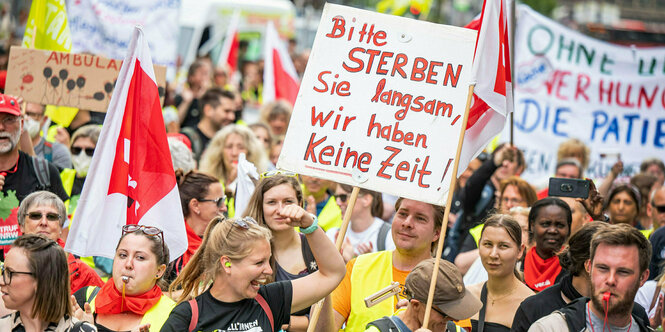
[[3, 151, 69, 203], [160, 281, 292, 332], [175, 95, 201, 129]]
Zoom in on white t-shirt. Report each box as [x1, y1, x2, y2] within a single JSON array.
[[635, 279, 663, 318], [326, 217, 395, 255]]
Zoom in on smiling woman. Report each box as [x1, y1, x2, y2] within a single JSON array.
[[523, 198, 572, 292], [162, 213, 346, 332]]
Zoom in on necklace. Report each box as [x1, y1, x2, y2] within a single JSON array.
[[487, 282, 519, 306]]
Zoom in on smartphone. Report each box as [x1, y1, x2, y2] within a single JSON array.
[[548, 178, 590, 199]]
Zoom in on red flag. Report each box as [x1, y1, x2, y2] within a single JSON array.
[[459, 0, 513, 175], [262, 21, 299, 105], [66, 26, 187, 261], [218, 11, 240, 74]]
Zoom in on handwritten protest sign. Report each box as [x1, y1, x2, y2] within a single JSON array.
[[511, 6, 665, 184], [67, 0, 179, 70], [278, 4, 475, 205], [5, 47, 166, 112]]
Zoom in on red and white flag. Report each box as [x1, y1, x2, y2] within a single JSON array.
[[262, 21, 299, 106], [218, 11, 240, 75], [459, 0, 513, 175], [66, 26, 187, 261]]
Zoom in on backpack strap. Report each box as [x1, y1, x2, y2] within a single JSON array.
[[377, 222, 391, 251], [188, 299, 199, 332], [365, 316, 399, 331], [31, 156, 51, 190], [255, 293, 274, 332], [86, 286, 101, 303], [180, 126, 203, 160]]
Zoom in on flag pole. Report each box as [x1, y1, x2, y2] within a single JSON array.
[[422, 83, 474, 329], [307, 186, 361, 332], [509, 0, 516, 146]]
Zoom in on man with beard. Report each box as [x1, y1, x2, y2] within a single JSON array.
[[528, 224, 653, 332], [0, 94, 68, 258]]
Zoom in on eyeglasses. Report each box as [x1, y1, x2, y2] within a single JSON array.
[[232, 216, 258, 230], [121, 225, 166, 259], [27, 211, 61, 221], [431, 306, 449, 319], [260, 170, 298, 179], [199, 195, 227, 208], [0, 115, 20, 127], [71, 146, 95, 157], [654, 204, 665, 214], [1, 264, 34, 285], [336, 194, 349, 203]]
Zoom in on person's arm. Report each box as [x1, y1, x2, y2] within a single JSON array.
[[279, 205, 346, 313], [598, 160, 622, 198], [18, 128, 36, 156], [314, 295, 348, 332], [176, 89, 194, 124], [460, 158, 498, 214], [454, 249, 479, 275]]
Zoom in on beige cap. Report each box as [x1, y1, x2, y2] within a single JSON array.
[[405, 258, 482, 321]]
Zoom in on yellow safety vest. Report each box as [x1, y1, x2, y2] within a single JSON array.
[[641, 228, 653, 239], [469, 224, 484, 247], [318, 196, 343, 232], [85, 286, 175, 332], [60, 168, 77, 217], [347, 251, 395, 332]]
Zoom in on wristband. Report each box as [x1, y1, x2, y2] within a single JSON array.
[[300, 214, 319, 234]]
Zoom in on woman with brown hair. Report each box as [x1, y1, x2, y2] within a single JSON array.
[[467, 215, 533, 332], [72, 226, 175, 332], [0, 234, 96, 331]]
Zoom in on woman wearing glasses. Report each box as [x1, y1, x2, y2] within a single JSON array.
[[64, 124, 101, 218], [72, 225, 175, 332], [242, 173, 321, 331], [17, 191, 103, 294], [0, 234, 96, 331], [162, 212, 346, 331], [170, 169, 227, 279]]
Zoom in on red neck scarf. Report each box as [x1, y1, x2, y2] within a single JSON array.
[[94, 278, 163, 315], [181, 221, 202, 268], [524, 247, 562, 292]]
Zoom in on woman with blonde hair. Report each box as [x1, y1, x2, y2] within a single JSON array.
[[199, 124, 269, 194], [162, 214, 346, 331]]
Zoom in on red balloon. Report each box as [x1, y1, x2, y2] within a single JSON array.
[[23, 74, 34, 83]]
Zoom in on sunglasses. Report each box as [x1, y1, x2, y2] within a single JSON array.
[[260, 170, 298, 179], [71, 146, 95, 157], [654, 204, 665, 214], [27, 211, 61, 221], [232, 216, 258, 230], [122, 224, 166, 259], [199, 195, 227, 208], [336, 194, 349, 203]]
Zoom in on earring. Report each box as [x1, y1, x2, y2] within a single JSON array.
[[225, 261, 231, 268], [156, 274, 160, 278]]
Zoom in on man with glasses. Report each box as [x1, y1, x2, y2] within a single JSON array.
[[646, 186, 665, 279], [16, 191, 103, 293], [0, 93, 68, 259], [24, 102, 72, 171]]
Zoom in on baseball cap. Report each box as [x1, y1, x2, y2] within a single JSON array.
[[0, 94, 21, 116], [405, 258, 482, 321]]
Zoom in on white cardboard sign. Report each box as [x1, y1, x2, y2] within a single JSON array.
[[278, 4, 476, 205]]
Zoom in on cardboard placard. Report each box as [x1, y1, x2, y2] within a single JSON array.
[[277, 4, 476, 205], [5, 47, 166, 112]]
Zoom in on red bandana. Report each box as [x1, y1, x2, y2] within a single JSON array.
[[94, 278, 163, 315], [524, 247, 562, 292], [180, 221, 202, 270]]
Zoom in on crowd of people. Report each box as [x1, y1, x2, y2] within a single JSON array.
[[0, 22, 663, 332]]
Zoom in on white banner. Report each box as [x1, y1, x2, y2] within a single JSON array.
[[512, 6, 665, 185], [278, 4, 476, 206], [67, 0, 179, 69]]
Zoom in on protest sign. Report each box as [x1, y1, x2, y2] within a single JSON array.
[[511, 6, 665, 184], [66, 0, 179, 70], [277, 3, 476, 206], [5, 47, 166, 112]]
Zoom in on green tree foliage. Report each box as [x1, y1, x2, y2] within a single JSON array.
[[522, 0, 557, 17]]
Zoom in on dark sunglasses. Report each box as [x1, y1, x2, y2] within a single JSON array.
[[232, 216, 258, 230], [654, 204, 665, 214], [27, 211, 61, 221], [122, 224, 166, 259], [336, 194, 349, 203], [199, 195, 227, 208], [71, 146, 95, 157]]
